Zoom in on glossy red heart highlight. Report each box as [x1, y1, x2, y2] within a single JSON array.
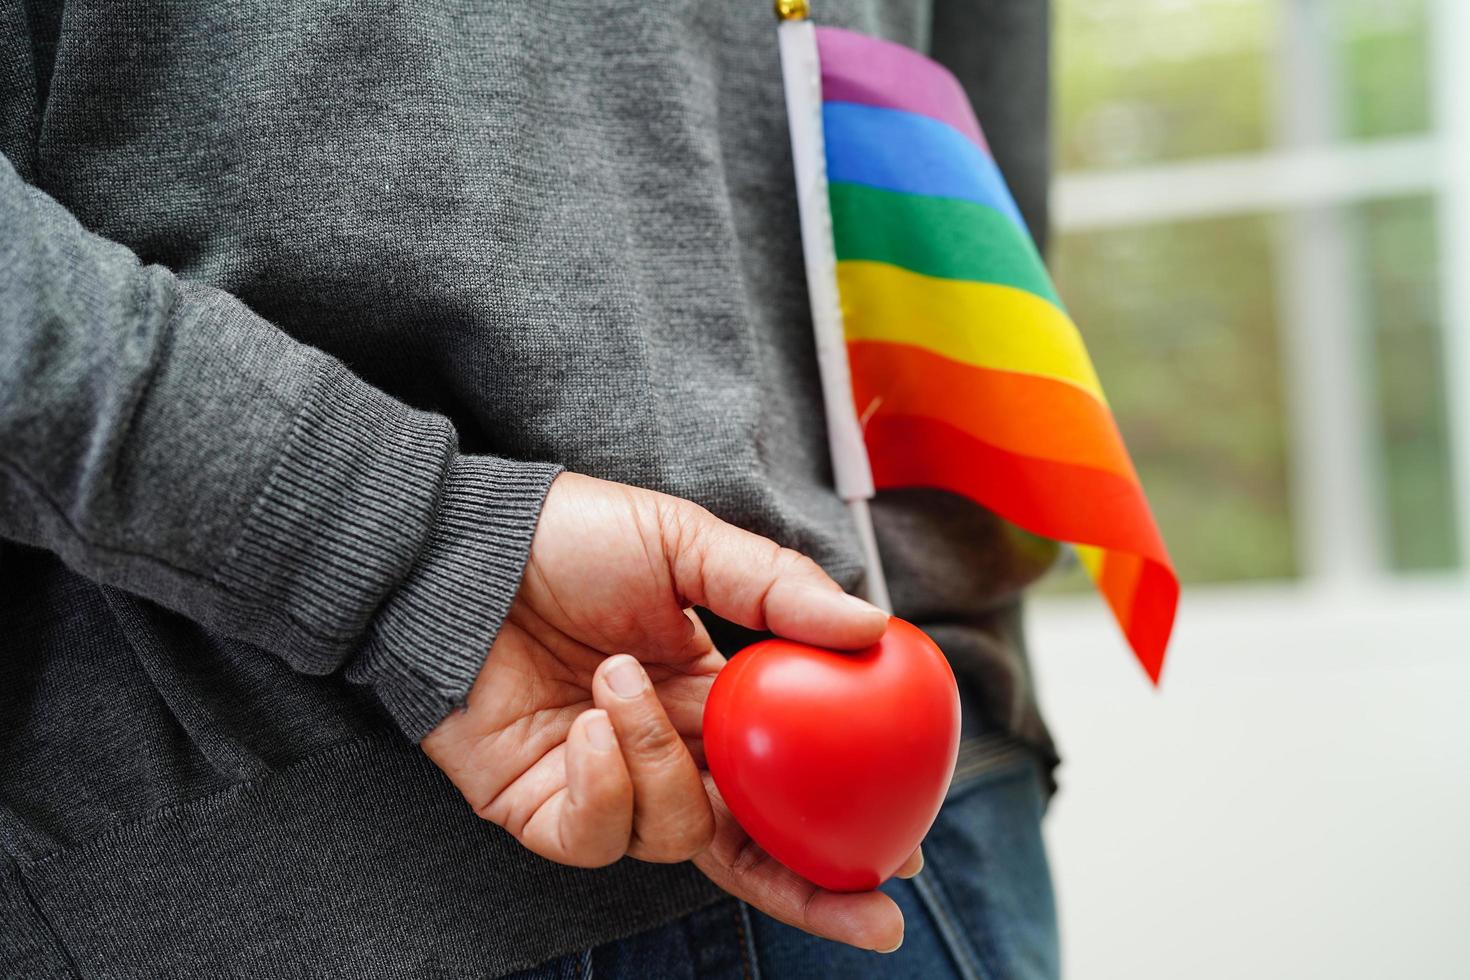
[[702, 617, 960, 892]]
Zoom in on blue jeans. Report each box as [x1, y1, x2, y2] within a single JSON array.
[[510, 737, 1059, 979]]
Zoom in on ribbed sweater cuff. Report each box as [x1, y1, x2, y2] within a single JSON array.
[[217, 362, 560, 739], [350, 456, 561, 740]]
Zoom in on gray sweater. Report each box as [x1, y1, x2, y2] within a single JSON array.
[[0, 1, 1056, 975]]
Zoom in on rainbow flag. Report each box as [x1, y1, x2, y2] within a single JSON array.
[[813, 26, 1178, 680]]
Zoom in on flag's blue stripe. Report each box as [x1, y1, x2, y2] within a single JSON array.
[[823, 102, 1028, 234]]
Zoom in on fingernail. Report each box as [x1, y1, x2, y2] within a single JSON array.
[[605, 657, 647, 699], [585, 711, 616, 751], [836, 591, 886, 620], [876, 936, 904, 954], [898, 849, 924, 878], [797, 586, 886, 621]]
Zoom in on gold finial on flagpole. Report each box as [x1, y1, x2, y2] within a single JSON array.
[[774, 0, 809, 21]]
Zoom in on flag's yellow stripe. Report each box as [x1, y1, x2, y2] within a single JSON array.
[[1074, 543, 1105, 580], [836, 260, 1106, 404]]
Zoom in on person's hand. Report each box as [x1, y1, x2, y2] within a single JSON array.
[[422, 472, 912, 952]]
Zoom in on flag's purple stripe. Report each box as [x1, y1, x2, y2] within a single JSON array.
[[815, 25, 989, 156]]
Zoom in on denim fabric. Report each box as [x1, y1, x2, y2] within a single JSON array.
[[507, 745, 1059, 980]]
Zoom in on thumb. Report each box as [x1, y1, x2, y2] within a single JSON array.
[[663, 501, 889, 649]]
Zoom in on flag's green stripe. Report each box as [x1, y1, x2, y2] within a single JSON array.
[[829, 181, 1062, 309]]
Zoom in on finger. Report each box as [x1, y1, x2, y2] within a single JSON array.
[[652, 669, 718, 738], [595, 655, 715, 862], [649, 624, 723, 739], [692, 848, 904, 952], [895, 847, 924, 879], [694, 780, 904, 953], [554, 709, 633, 867], [663, 502, 889, 649]]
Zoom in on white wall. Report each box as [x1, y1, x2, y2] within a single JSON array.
[[1029, 580, 1470, 979]]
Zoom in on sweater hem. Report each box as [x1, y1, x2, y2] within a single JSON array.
[[11, 735, 722, 979]]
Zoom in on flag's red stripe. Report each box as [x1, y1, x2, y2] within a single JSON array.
[[865, 414, 1172, 568], [1124, 558, 1178, 683], [848, 340, 1136, 481], [1089, 549, 1175, 683], [865, 413, 1177, 678]]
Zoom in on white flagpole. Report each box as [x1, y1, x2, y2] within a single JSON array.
[[776, 2, 892, 612]]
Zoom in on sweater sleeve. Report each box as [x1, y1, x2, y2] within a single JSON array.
[[0, 154, 561, 740]]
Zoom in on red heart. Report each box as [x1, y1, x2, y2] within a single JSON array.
[[702, 617, 960, 892]]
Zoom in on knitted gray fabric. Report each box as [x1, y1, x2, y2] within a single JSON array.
[[0, 1, 1056, 974]]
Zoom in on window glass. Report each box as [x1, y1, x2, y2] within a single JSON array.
[[1056, 0, 1432, 170], [1056, 0, 1274, 170], [1333, 0, 1431, 140], [1050, 0, 1457, 587], [1050, 216, 1298, 584], [1359, 194, 1459, 570]]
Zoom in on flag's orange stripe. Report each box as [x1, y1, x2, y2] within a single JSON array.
[[1096, 549, 1143, 636], [1095, 550, 1147, 670], [848, 340, 1137, 481]]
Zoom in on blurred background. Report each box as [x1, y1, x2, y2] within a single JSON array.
[[1029, 0, 1470, 976]]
